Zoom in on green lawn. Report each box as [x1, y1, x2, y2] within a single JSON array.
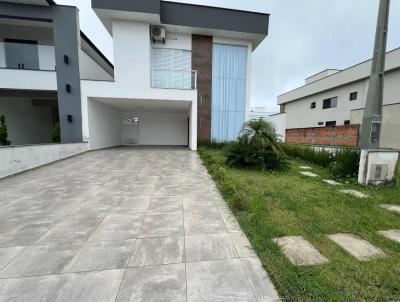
[[199, 147, 400, 302]]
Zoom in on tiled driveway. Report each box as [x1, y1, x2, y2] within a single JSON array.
[[0, 147, 279, 301]]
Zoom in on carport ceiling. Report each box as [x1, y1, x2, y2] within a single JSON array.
[[93, 98, 191, 113]]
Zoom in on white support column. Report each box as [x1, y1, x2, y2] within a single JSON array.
[[189, 98, 198, 151]]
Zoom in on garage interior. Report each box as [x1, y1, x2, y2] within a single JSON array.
[[87, 97, 192, 150]]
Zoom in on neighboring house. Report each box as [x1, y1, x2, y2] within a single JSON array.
[[0, 0, 113, 146], [82, 0, 269, 150], [278, 47, 400, 149]]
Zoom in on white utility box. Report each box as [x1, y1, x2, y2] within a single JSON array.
[[358, 150, 399, 186]]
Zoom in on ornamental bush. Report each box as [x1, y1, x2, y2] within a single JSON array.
[[225, 119, 286, 171], [0, 113, 11, 146]]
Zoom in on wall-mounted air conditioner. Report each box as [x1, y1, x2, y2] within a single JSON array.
[[151, 26, 166, 44]]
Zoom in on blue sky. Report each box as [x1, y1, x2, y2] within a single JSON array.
[[57, 0, 400, 112]]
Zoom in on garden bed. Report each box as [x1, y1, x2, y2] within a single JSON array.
[[199, 147, 400, 301]]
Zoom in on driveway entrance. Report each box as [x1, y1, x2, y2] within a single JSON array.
[[0, 147, 278, 301]]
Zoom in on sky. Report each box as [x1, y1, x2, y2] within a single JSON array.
[[57, 0, 400, 112]]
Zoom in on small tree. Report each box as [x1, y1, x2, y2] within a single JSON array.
[[226, 119, 286, 171], [52, 121, 61, 143], [0, 113, 11, 146]]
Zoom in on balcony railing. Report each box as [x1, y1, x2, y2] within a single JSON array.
[[0, 42, 55, 71], [151, 68, 197, 90]]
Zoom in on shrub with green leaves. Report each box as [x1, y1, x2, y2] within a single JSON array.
[[282, 143, 360, 179], [52, 122, 61, 143], [225, 119, 286, 171], [0, 113, 11, 146]]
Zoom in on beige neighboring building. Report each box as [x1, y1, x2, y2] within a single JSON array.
[[278, 47, 400, 149]]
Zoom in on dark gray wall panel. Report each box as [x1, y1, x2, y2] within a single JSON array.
[[161, 2, 268, 35], [91, 0, 160, 14], [52, 5, 82, 143]]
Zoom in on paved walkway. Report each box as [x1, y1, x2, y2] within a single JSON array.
[[0, 147, 279, 302]]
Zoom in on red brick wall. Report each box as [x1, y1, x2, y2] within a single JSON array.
[[286, 125, 360, 146]]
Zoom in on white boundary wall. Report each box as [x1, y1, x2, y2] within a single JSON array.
[[0, 143, 88, 179]]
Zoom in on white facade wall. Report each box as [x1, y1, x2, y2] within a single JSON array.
[[87, 99, 122, 150], [81, 20, 197, 150], [0, 143, 88, 179], [284, 68, 400, 129], [268, 113, 286, 141], [122, 112, 188, 146], [79, 49, 114, 81], [0, 97, 54, 145], [0, 69, 57, 91]]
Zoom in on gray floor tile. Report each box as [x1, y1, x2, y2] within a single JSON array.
[[241, 257, 280, 301], [64, 240, 135, 272], [110, 197, 150, 214], [186, 234, 237, 262], [0, 246, 28, 270], [128, 236, 185, 267], [0, 275, 59, 302], [377, 229, 400, 243], [186, 259, 256, 302], [184, 209, 226, 235], [139, 211, 184, 238], [0, 243, 82, 278], [43, 269, 124, 302], [88, 214, 144, 241], [274, 236, 328, 266], [148, 195, 183, 212], [229, 232, 257, 258], [0, 217, 56, 247], [116, 264, 186, 302], [37, 214, 104, 244], [328, 233, 386, 261]]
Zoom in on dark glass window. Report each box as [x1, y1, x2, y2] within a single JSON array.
[[326, 121, 336, 127], [318, 122, 324, 126], [350, 92, 358, 101], [323, 97, 338, 109], [310, 102, 316, 109], [344, 120, 351, 125]]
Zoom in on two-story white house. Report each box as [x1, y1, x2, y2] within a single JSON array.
[[0, 0, 113, 146], [277, 47, 400, 149], [82, 0, 269, 150]]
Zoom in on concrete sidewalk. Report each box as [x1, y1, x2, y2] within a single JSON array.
[[0, 147, 279, 301]]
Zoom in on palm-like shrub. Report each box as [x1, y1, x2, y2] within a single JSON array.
[[0, 113, 11, 146], [226, 119, 286, 170]]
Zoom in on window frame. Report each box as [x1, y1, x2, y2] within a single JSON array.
[[349, 92, 358, 101], [310, 102, 316, 109], [325, 121, 337, 127], [322, 97, 338, 109]]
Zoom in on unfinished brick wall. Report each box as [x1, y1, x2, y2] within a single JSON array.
[[286, 125, 360, 146]]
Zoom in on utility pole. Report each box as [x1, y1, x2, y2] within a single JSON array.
[[358, 0, 399, 186], [359, 0, 390, 149]]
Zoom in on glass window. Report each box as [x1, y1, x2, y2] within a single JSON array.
[[310, 102, 316, 109], [323, 97, 338, 109], [350, 92, 358, 101], [326, 121, 336, 127]]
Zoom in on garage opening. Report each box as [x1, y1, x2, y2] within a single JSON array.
[[88, 98, 192, 150]]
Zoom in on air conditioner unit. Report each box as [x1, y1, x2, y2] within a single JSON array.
[[151, 26, 166, 44]]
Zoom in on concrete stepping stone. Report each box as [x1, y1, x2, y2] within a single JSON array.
[[340, 189, 368, 198], [299, 171, 319, 177], [323, 179, 342, 186], [377, 230, 400, 244], [379, 204, 400, 214], [299, 166, 312, 170], [327, 233, 385, 261], [273, 236, 329, 266]]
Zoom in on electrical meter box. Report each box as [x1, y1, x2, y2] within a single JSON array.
[[358, 150, 399, 186]]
